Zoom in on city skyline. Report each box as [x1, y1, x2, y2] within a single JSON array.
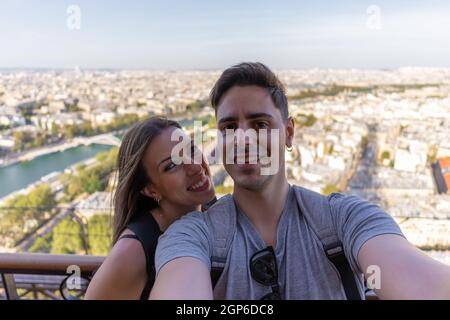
[[1, 0, 450, 70], [1, 68, 449, 265], [1, 2, 450, 299]]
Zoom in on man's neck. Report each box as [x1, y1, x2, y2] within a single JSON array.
[[232, 173, 290, 246]]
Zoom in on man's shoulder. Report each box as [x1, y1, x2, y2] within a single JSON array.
[[291, 184, 367, 221], [326, 192, 367, 209], [291, 183, 356, 204]]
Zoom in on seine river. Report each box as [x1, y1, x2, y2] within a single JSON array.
[[0, 144, 112, 198]]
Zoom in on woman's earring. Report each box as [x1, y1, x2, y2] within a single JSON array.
[[286, 145, 293, 152], [154, 197, 161, 205]]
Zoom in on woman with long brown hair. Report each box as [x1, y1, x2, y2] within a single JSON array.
[[85, 116, 216, 299]]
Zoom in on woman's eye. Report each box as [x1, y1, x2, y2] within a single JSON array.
[[165, 162, 177, 171]]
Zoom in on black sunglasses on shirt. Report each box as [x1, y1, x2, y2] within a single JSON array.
[[249, 246, 282, 300]]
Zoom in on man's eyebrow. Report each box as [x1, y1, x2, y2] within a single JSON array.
[[245, 112, 274, 120], [217, 116, 237, 125], [218, 113, 273, 125]]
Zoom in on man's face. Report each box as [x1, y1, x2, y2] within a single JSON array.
[[216, 85, 294, 192]]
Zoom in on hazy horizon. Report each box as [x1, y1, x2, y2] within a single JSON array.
[[1, 0, 450, 70], [2, 66, 450, 72]]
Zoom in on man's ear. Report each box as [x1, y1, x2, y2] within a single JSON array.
[[285, 116, 295, 148]]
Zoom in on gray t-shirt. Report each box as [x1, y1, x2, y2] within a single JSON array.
[[155, 186, 404, 299]]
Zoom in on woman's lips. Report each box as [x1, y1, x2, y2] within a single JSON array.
[[187, 175, 210, 192]]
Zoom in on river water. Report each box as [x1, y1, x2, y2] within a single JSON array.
[[0, 144, 112, 198]]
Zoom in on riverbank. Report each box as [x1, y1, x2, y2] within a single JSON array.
[[0, 155, 94, 205], [0, 111, 207, 170], [0, 140, 75, 168], [0, 132, 121, 169], [0, 144, 113, 201]]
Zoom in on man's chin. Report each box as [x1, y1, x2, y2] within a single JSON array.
[[235, 177, 270, 191], [228, 168, 272, 191], [232, 162, 261, 172]]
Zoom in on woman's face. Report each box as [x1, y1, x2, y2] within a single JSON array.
[[142, 126, 215, 209]]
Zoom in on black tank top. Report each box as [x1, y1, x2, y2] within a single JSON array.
[[117, 197, 217, 300], [118, 210, 162, 300]]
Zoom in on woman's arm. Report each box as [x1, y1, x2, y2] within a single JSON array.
[[85, 237, 147, 300]]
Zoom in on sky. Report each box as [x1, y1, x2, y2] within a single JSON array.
[[0, 0, 449, 70]]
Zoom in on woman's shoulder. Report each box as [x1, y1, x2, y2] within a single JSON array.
[[107, 229, 147, 274], [85, 229, 147, 299], [114, 228, 146, 254]]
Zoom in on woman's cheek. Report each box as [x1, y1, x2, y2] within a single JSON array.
[[166, 172, 186, 193]]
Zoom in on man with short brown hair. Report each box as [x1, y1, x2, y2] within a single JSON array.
[[151, 62, 450, 300]]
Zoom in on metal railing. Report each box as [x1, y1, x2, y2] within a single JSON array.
[[0, 253, 104, 300], [0, 252, 378, 300]]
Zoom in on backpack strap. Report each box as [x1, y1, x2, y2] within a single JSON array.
[[293, 185, 362, 300], [204, 194, 237, 288]]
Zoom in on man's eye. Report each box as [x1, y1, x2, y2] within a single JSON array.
[[256, 122, 269, 129], [222, 124, 237, 131]]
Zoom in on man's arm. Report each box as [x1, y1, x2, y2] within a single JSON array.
[[358, 234, 450, 299], [150, 257, 213, 300], [150, 211, 213, 299]]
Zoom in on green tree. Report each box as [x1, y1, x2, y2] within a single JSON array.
[[207, 116, 216, 129], [51, 217, 84, 254], [13, 131, 34, 151], [65, 104, 80, 112], [0, 195, 33, 244], [296, 113, 317, 127], [63, 174, 85, 201], [186, 100, 204, 112], [51, 123, 59, 135], [80, 120, 95, 136], [381, 151, 390, 160], [95, 147, 118, 174], [62, 125, 77, 139], [87, 214, 112, 256], [62, 148, 118, 200], [328, 144, 334, 155], [27, 184, 56, 220], [29, 233, 53, 253], [33, 132, 46, 148], [85, 174, 102, 194], [0, 184, 56, 246]]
